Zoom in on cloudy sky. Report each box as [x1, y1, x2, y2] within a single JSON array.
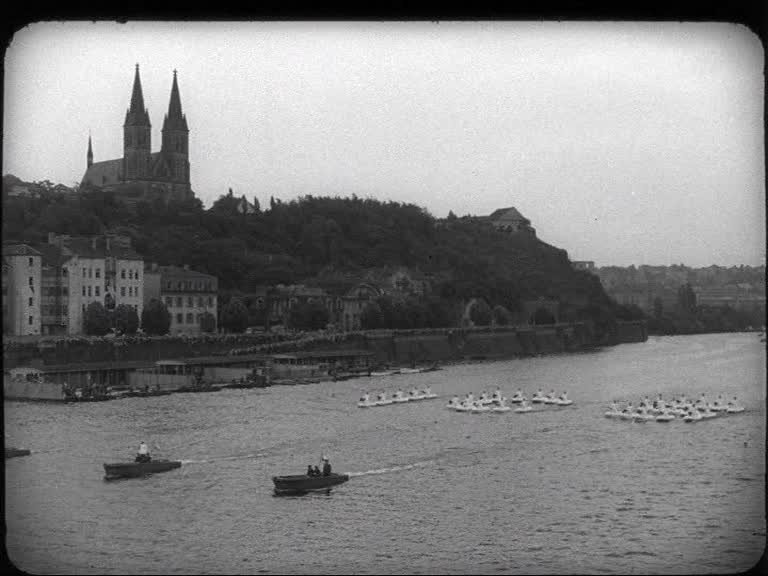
[[3, 21, 764, 267]]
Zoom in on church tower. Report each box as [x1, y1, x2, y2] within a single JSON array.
[[161, 70, 190, 193], [87, 133, 93, 168], [123, 64, 152, 181]]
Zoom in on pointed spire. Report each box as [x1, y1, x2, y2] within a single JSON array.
[[125, 64, 150, 126], [87, 132, 93, 167], [162, 69, 188, 131]]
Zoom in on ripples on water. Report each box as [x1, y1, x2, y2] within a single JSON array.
[[5, 333, 766, 574]]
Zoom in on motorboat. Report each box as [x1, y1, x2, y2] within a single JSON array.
[[358, 394, 377, 408], [531, 390, 545, 403], [510, 390, 525, 404], [655, 411, 675, 422], [392, 390, 410, 403], [543, 391, 558, 404], [103, 459, 181, 480], [5, 447, 31, 459], [470, 401, 490, 413], [272, 472, 350, 495]]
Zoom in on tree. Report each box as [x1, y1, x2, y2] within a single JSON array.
[[492, 304, 511, 326], [677, 283, 697, 314], [360, 301, 384, 329], [141, 299, 171, 335], [653, 296, 663, 319], [533, 307, 556, 325], [113, 304, 139, 335], [200, 311, 217, 333], [83, 301, 111, 336], [287, 300, 330, 331], [221, 297, 249, 333], [469, 298, 492, 326]]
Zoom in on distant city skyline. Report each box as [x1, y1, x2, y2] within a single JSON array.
[[3, 21, 764, 268]]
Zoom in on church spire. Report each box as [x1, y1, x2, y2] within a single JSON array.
[[162, 69, 188, 131], [87, 132, 93, 168], [125, 63, 150, 126]]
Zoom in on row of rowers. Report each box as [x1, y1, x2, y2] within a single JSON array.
[[605, 392, 745, 422], [358, 387, 437, 407], [446, 389, 573, 412]]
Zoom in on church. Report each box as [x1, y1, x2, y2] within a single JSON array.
[[81, 64, 193, 203]]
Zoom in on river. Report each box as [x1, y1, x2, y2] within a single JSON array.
[[4, 332, 765, 574]]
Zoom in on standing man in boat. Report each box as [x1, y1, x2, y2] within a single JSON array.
[[322, 456, 332, 476], [136, 441, 151, 463]]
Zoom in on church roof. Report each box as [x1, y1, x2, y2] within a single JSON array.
[[2, 243, 42, 257], [162, 70, 188, 132], [124, 64, 151, 127], [82, 159, 123, 188]]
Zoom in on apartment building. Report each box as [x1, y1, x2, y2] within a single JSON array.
[[2, 244, 42, 336], [144, 264, 218, 335]]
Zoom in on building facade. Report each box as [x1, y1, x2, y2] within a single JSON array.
[[2, 244, 42, 336], [143, 264, 218, 335], [81, 65, 192, 203]]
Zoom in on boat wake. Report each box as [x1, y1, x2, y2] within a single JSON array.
[[346, 460, 433, 478]]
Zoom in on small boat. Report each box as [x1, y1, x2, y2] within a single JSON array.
[[633, 411, 654, 422], [509, 391, 525, 404], [700, 409, 718, 419], [683, 412, 702, 423], [514, 402, 533, 413], [531, 391, 545, 404], [491, 401, 511, 413], [726, 405, 745, 414], [478, 392, 493, 405], [555, 393, 573, 406], [272, 472, 350, 495], [370, 370, 398, 377], [604, 410, 623, 418], [655, 412, 675, 422], [392, 391, 410, 403], [470, 401, 490, 413], [543, 392, 558, 404], [374, 394, 393, 406], [619, 410, 634, 420], [446, 396, 460, 409], [5, 447, 31, 459], [103, 459, 181, 480], [422, 387, 437, 399], [408, 389, 426, 401], [358, 394, 376, 408], [454, 401, 472, 412], [397, 367, 422, 374]]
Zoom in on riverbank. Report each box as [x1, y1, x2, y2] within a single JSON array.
[[3, 321, 648, 372]]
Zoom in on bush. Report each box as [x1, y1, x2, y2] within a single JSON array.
[[113, 304, 139, 335], [200, 311, 217, 333], [221, 298, 249, 333], [287, 300, 330, 331], [84, 302, 111, 336], [492, 305, 511, 326], [141, 299, 171, 335], [469, 298, 492, 326]]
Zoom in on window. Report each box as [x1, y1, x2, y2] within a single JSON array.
[[187, 297, 193, 307], [28, 257, 33, 267], [186, 312, 193, 324], [135, 270, 140, 280], [129, 270, 133, 280], [87, 286, 92, 297], [28, 297, 33, 306], [62, 268, 67, 277], [88, 268, 92, 278], [62, 287, 68, 296], [208, 296, 213, 306], [121, 269, 126, 279], [176, 297, 182, 307], [198, 297, 203, 307], [82, 304, 86, 312], [28, 315, 33, 325], [95, 286, 100, 297], [121, 287, 126, 297], [95, 268, 101, 278], [82, 286, 86, 297], [165, 297, 172, 307], [197, 313, 203, 323], [83, 268, 86, 277], [176, 313, 183, 324], [29, 276, 34, 286]]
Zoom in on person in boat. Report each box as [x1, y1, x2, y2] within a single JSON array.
[[135, 441, 151, 463], [307, 464, 315, 476], [559, 391, 568, 401], [322, 457, 332, 476], [313, 465, 321, 476]]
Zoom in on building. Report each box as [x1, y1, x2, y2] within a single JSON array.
[[572, 261, 596, 272], [2, 244, 42, 336], [483, 207, 536, 236], [81, 64, 192, 204], [45, 234, 145, 334], [143, 264, 218, 335]]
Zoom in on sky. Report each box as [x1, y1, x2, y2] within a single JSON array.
[[3, 21, 765, 268]]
